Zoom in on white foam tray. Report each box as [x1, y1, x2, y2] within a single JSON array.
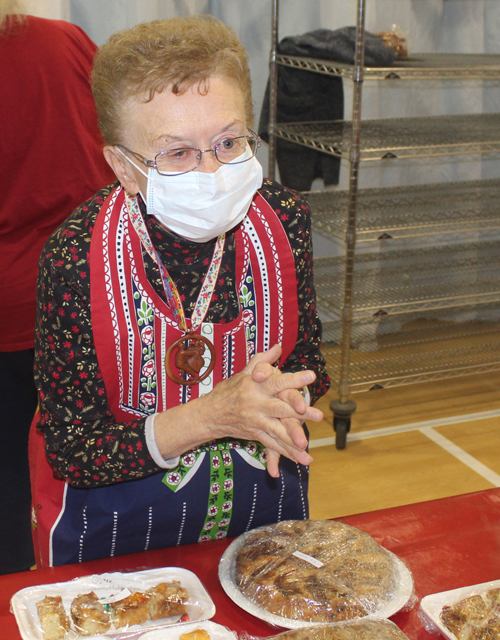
[[11, 566, 215, 640], [419, 579, 500, 640]]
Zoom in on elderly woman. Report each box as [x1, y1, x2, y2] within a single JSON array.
[[31, 15, 330, 567]]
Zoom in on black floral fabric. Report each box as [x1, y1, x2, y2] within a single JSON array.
[[34, 179, 330, 488]]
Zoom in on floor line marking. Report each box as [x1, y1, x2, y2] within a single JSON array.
[[308, 409, 500, 449], [419, 426, 500, 487]]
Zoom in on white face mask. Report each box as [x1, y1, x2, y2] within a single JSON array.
[[119, 149, 263, 243]]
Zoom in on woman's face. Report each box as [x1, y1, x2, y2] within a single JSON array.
[[110, 76, 248, 196]]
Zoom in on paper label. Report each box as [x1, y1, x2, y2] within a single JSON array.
[[99, 588, 132, 604], [292, 550, 324, 568]]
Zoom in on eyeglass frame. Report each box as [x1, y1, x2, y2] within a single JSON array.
[[116, 129, 261, 177]]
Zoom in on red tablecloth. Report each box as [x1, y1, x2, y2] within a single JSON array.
[[2, 488, 500, 639]]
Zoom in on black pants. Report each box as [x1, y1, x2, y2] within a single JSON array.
[[0, 350, 37, 573]]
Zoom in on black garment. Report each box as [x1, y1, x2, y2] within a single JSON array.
[[259, 27, 396, 191], [0, 349, 37, 574], [277, 27, 396, 67], [260, 71, 344, 191]]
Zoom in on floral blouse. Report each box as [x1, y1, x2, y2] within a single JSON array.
[[34, 179, 330, 488]]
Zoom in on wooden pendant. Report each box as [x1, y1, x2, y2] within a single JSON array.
[[165, 333, 216, 385]]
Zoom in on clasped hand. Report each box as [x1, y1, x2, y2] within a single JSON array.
[[207, 344, 323, 477]]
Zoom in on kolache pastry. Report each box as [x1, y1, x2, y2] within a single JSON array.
[[234, 519, 400, 623], [110, 590, 151, 628], [148, 579, 189, 620], [70, 591, 111, 635], [440, 588, 500, 640], [36, 596, 71, 640]]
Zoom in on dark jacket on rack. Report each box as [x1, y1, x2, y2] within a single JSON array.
[[259, 26, 396, 191]]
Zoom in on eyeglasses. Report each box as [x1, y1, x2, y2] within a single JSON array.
[[117, 130, 261, 177]]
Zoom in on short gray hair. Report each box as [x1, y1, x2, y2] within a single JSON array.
[[92, 15, 253, 146]]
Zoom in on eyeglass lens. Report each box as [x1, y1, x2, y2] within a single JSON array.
[[155, 135, 258, 175]]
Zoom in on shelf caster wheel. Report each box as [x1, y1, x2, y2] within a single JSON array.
[[334, 416, 350, 450], [330, 399, 356, 450]]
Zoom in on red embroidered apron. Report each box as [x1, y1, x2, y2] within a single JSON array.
[[30, 187, 306, 567]]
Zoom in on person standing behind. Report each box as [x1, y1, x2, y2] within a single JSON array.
[[0, 0, 115, 574]]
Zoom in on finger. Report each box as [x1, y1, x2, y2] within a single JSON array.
[[266, 448, 281, 478], [257, 417, 303, 451], [263, 393, 323, 424], [277, 388, 308, 415], [280, 417, 309, 450], [256, 433, 296, 460], [281, 445, 313, 467], [252, 360, 282, 383], [260, 435, 312, 468], [253, 417, 306, 454], [255, 416, 314, 466], [262, 369, 316, 395], [303, 406, 324, 422], [242, 344, 282, 375]]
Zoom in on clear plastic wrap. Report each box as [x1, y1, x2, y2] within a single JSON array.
[[240, 618, 411, 640], [219, 520, 414, 628], [374, 25, 409, 59], [419, 579, 500, 640], [10, 567, 215, 640]]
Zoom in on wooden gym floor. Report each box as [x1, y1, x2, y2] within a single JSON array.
[[306, 370, 500, 519]]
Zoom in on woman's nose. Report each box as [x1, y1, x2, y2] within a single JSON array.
[[196, 149, 220, 173]]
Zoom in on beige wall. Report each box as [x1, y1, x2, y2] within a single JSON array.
[[22, 0, 68, 20]]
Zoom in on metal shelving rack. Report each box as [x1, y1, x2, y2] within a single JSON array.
[[308, 179, 500, 242], [268, 0, 500, 448], [277, 114, 500, 160], [274, 53, 500, 80]]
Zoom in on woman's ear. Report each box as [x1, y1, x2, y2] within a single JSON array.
[[103, 146, 141, 195]]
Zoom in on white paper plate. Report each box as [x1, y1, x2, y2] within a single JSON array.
[[218, 533, 414, 629], [140, 620, 237, 640], [419, 579, 500, 640], [11, 567, 215, 640]]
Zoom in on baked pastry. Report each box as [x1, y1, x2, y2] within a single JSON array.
[[374, 30, 408, 58], [147, 580, 189, 620], [485, 587, 500, 610], [70, 591, 111, 635], [234, 520, 398, 622], [36, 579, 191, 637], [36, 595, 71, 640], [179, 630, 211, 640], [110, 590, 150, 628], [266, 619, 410, 640], [440, 589, 500, 640]]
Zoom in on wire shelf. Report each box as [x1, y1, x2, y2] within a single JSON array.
[[321, 303, 500, 346], [276, 52, 500, 80], [315, 240, 500, 317], [322, 318, 500, 393], [276, 113, 500, 160], [306, 178, 500, 241]]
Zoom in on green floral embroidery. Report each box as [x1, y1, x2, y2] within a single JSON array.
[[162, 440, 267, 541], [137, 300, 154, 326]]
